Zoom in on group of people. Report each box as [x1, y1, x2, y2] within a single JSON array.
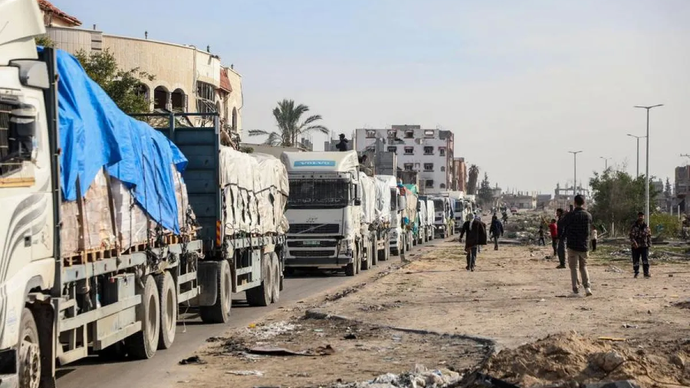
[[458, 194, 654, 296]]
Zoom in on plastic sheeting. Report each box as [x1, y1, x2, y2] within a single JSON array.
[[47, 47, 186, 233], [220, 147, 289, 236], [419, 200, 428, 227], [374, 178, 391, 224], [359, 172, 376, 225], [426, 199, 435, 226]]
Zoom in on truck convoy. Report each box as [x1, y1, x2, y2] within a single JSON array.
[[1, 1, 288, 386]]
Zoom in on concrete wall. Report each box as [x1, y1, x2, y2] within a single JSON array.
[[46, 26, 102, 53]]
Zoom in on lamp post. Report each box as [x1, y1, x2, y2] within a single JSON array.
[[569, 151, 583, 197], [599, 156, 611, 171], [634, 104, 663, 223], [626, 134, 646, 177]]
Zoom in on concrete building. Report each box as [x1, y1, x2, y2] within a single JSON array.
[[42, 3, 242, 141], [355, 125, 454, 192], [675, 165, 690, 214], [453, 157, 467, 192], [504, 192, 537, 210], [536, 194, 552, 210]]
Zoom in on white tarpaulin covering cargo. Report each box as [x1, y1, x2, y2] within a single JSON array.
[[426, 199, 435, 226], [359, 172, 377, 226], [374, 178, 391, 224], [219, 147, 289, 236], [419, 200, 428, 227]]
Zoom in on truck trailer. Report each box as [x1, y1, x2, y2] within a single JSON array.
[[0, 3, 287, 386]]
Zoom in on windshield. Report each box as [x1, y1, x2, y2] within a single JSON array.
[[433, 199, 444, 211], [288, 179, 349, 209], [454, 202, 464, 212]]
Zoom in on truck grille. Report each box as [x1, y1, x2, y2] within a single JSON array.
[[289, 223, 339, 234], [289, 250, 336, 258], [288, 240, 338, 248]]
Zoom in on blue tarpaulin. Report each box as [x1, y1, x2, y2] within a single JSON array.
[[44, 48, 187, 233]]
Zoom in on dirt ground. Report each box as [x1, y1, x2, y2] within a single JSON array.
[[178, 226, 690, 387]]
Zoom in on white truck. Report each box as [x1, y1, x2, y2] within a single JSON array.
[[375, 175, 406, 256], [418, 196, 435, 242], [281, 151, 372, 276], [0, 2, 288, 386]]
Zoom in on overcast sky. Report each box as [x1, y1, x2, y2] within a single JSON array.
[[59, 0, 690, 194]]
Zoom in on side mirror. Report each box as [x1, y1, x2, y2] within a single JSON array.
[[10, 105, 37, 160], [354, 199, 362, 206], [10, 60, 50, 90]]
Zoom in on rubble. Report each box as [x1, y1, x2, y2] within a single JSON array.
[[334, 364, 462, 388], [245, 321, 299, 340]]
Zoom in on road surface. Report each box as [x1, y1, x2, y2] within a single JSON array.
[[56, 242, 438, 388]]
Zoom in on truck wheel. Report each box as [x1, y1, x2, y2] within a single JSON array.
[[361, 246, 371, 271], [371, 241, 378, 266], [18, 308, 40, 388], [270, 253, 281, 304], [246, 256, 272, 306], [200, 260, 232, 323], [126, 275, 160, 359], [345, 249, 357, 276], [157, 271, 177, 349]]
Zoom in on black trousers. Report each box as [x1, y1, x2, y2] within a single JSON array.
[[551, 238, 558, 256], [632, 247, 649, 275], [538, 237, 545, 246], [557, 239, 566, 266], [591, 239, 597, 252]]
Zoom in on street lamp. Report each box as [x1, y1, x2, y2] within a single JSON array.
[[569, 150, 583, 196], [626, 134, 646, 177], [634, 104, 663, 223], [599, 156, 611, 171]]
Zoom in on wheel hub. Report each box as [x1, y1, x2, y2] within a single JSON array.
[[20, 339, 40, 388]]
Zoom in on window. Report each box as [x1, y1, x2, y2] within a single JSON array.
[[425, 180, 434, 188], [414, 163, 420, 169], [366, 130, 376, 138], [440, 166, 445, 172], [288, 179, 349, 209], [424, 146, 433, 155], [387, 130, 397, 139], [0, 102, 32, 178], [404, 130, 414, 138], [439, 147, 446, 156], [424, 130, 434, 138], [404, 147, 414, 155], [387, 146, 397, 154], [424, 163, 434, 172], [404, 163, 413, 171], [440, 184, 446, 189]]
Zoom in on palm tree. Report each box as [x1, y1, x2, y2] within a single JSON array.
[[467, 165, 479, 195], [248, 99, 328, 147]]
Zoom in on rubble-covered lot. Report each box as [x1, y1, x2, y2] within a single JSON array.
[[178, 315, 488, 388]]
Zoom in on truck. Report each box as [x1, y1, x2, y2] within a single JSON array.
[[281, 151, 370, 276], [402, 184, 421, 246], [376, 175, 405, 256], [432, 196, 452, 238], [0, 3, 287, 386], [418, 196, 435, 242], [358, 170, 391, 268]]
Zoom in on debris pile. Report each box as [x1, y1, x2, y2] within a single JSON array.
[[335, 364, 462, 388], [479, 332, 690, 387], [244, 321, 299, 340]]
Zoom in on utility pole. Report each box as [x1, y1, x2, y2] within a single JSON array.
[[634, 104, 663, 222], [599, 156, 610, 171], [626, 134, 646, 177], [569, 151, 582, 196]]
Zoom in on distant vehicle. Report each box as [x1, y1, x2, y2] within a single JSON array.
[[511, 207, 519, 214]]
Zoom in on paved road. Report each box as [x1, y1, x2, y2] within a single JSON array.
[[56, 241, 439, 388]]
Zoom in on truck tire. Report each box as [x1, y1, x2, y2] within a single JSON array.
[[361, 245, 371, 271], [18, 308, 40, 388], [246, 256, 272, 306], [371, 240, 378, 266], [157, 271, 177, 349], [200, 260, 232, 323], [345, 249, 357, 276], [126, 275, 160, 360], [270, 253, 280, 304]]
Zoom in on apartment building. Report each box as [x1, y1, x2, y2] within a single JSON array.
[[355, 125, 454, 192]]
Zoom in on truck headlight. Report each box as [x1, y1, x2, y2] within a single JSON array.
[[338, 239, 353, 256]]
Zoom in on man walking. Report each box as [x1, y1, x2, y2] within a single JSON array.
[[548, 218, 558, 257], [556, 208, 567, 269], [629, 212, 652, 278], [459, 214, 487, 271], [489, 215, 504, 250], [560, 195, 592, 296], [537, 225, 546, 246]]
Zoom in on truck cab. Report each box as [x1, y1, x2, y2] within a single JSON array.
[[281, 151, 363, 276]]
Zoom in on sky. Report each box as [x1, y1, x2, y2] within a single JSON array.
[[57, 0, 690, 194]]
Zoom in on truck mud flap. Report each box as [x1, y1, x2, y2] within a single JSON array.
[[197, 261, 220, 307]]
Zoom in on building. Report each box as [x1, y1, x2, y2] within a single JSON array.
[[504, 192, 537, 210], [38, 0, 81, 27], [453, 157, 467, 192], [42, 3, 242, 142], [536, 194, 552, 210], [355, 125, 454, 192], [675, 165, 690, 215]]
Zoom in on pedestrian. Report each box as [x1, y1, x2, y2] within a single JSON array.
[[591, 225, 598, 252], [548, 218, 558, 257], [335, 133, 349, 151], [489, 215, 504, 250], [560, 195, 593, 296], [629, 212, 652, 278], [538, 225, 546, 246], [556, 208, 567, 269], [459, 214, 487, 272]]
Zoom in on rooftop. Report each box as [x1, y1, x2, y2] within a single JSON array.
[[38, 0, 81, 26]]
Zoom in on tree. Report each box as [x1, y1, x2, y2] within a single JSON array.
[[467, 165, 479, 195], [478, 173, 494, 206], [589, 169, 658, 235], [665, 178, 673, 198], [74, 49, 153, 114], [248, 99, 328, 147], [35, 35, 55, 48]]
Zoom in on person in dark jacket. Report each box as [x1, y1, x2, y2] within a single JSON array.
[[560, 195, 593, 296], [489, 215, 504, 250], [335, 134, 349, 151], [556, 208, 567, 269], [629, 212, 652, 278], [538, 225, 546, 246], [459, 215, 487, 271]]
